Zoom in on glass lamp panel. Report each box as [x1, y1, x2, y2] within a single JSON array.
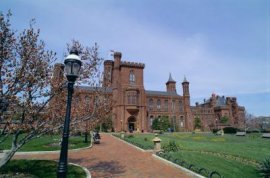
[[65, 62, 72, 75], [72, 62, 81, 76]]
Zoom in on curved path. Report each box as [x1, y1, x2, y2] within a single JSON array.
[[15, 134, 191, 178]]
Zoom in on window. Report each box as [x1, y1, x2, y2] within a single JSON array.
[[157, 99, 161, 110], [149, 98, 153, 111], [180, 116, 184, 127], [129, 70, 135, 84], [127, 91, 137, 105], [172, 100, 175, 112], [179, 100, 183, 112], [164, 100, 168, 111], [150, 115, 154, 126]]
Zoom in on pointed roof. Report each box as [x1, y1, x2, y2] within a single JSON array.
[[183, 76, 188, 83], [166, 73, 176, 84]]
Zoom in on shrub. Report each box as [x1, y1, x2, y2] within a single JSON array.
[[162, 141, 180, 152], [257, 157, 270, 177], [212, 129, 219, 134], [223, 127, 238, 134], [194, 117, 202, 129], [151, 116, 171, 131], [220, 116, 229, 124], [127, 134, 134, 138]]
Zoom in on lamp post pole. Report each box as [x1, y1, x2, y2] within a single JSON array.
[[57, 81, 74, 178], [57, 48, 82, 178]]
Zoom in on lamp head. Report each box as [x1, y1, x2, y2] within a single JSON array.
[[64, 48, 82, 82]]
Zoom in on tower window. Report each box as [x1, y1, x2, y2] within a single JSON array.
[[129, 70, 135, 84], [127, 91, 137, 105]]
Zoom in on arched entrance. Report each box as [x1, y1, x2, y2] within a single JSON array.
[[128, 116, 136, 132]]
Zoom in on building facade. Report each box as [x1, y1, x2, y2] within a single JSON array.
[[51, 51, 245, 132], [192, 94, 246, 131]]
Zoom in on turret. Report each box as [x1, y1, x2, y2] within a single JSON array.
[[182, 76, 193, 130], [182, 76, 190, 97], [113, 52, 122, 69], [166, 73, 176, 93]]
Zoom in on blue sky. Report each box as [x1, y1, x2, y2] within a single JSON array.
[[1, 0, 270, 116]]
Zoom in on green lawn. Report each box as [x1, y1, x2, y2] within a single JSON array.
[[0, 134, 91, 151], [0, 160, 86, 178], [117, 132, 270, 178]]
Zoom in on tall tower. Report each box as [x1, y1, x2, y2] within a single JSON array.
[[112, 52, 122, 131], [166, 73, 176, 93], [103, 60, 113, 87], [182, 77, 193, 131]]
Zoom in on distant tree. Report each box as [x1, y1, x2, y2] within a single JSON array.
[[194, 116, 202, 129], [151, 118, 159, 130], [220, 116, 229, 124], [151, 116, 171, 131]]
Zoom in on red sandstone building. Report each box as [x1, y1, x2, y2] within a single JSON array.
[[51, 52, 245, 132]]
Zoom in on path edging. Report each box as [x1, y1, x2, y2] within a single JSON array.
[[113, 134, 205, 178], [4, 140, 93, 155], [110, 134, 148, 152], [152, 154, 205, 178], [70, 162, 91, 178]]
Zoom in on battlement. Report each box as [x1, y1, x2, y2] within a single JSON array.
[[120, 60, 145, 68], [104, 60, 114, 65]]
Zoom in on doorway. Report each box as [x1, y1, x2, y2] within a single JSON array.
[[128, 116, 136, 132]]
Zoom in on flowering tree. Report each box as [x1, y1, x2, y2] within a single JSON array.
[[0, 11, 110, 168]]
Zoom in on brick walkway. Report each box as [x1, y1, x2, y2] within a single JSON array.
[[15, 134, 191, 178]]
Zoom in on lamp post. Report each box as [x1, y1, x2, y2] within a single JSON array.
[[57, 48, 82, 178]]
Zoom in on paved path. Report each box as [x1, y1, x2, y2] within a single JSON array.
[[14, 134, 191, 178]]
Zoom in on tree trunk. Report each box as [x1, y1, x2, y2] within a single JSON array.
[[84, 132, 88, 143], [0, 148, 17, 168]]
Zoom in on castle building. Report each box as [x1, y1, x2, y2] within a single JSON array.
[[51, 51, 245, 132], [191, 94, 245, 130]]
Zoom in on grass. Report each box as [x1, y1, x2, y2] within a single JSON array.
[[167, 151, 259, 178], [0, 134, 91, 151], [116, 132, 270, 178], [0, 160, 86, 178]]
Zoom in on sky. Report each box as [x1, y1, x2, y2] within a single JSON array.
[[1, 0, 270, 116]]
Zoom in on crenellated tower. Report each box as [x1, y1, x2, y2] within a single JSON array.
[[103, 60, 113, 87]]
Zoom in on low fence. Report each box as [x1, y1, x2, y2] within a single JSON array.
[[156, 152, 224, 178], [113, 134, 224, 178]]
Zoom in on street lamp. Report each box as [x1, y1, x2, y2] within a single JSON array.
[[57, 48, 82, 178]]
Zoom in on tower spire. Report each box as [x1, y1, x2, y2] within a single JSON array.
[[167, 73, 176, 83], [166, 73, 176, 93]]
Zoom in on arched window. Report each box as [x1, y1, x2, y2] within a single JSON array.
[[179, 100, 183, 112], [149, 98, 153, 111], [164, 100, 168, 111], [150, 115, 154, 126], [172, 100, 175, 112], [157, 99, 161, 110], [129, 70, 135, 84], [180, 116, 184, 127]]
